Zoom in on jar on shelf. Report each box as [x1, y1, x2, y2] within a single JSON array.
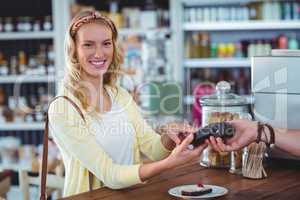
[[16, 16, 25, 32], [43, 16, 52, 31], [4, 17, 14, 32], [0, 137, 20, 165], [33, 18, 41, 31], [23, 17, 32, 32], [199, 81, 252, 173]]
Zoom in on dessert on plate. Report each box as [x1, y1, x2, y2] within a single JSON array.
[[181, 183, 213, 196]]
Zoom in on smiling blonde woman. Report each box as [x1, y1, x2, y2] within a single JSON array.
[[48, 10, 207, 197]]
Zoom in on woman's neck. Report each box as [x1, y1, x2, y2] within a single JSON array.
[[82, 74, 110, 113]]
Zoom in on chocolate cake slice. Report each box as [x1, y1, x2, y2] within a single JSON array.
[[181, 185, 212, 196]]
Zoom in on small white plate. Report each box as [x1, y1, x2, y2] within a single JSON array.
[[168, 184, 228, 199]]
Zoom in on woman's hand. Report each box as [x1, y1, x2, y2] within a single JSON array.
[[159, 122, 198, 150], [139, 133, 207, 182], [165, 133, 207, 169], [207, 119, 257, 152]]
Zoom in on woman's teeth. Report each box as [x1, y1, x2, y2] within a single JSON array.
[[90, 60, 105, 66]]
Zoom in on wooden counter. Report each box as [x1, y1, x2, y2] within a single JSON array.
[[61, 159, 300, 200]]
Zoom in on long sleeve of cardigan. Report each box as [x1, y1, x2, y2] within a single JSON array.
[[48, 98, 142, 189]]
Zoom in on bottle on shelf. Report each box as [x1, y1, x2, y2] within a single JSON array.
[[108, 1, 123, 28], [226, 43, 235, 58], [262, 40, 272, 56], [122, 7, 140, 28], [217, 43, 227, 58], [234, 42, 243, 58], [27, 55, 38, 75], [185, 33, 192, 58], [278, 35, 288, 49], [38, 86, 49, 112], [18, 51, 27, 74], [292, 2, 300, 20], [47, 44, 55, 75], [0, 52, 8, 75], [141, 0, 158, 29], [288, 33, 299, 49], [199, 32, 210, 58], [248, 2, 262, 20], [190, 33, 200, 58], [255, 40, 264, 56], [210, 42, 217, 58], [282, 1, 292, 20], [36, 44, 47, 75], [9, 56, 18, 75]]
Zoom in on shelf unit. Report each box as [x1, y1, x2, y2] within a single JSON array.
[[0, 75, 55, 83], [0, 0, 69, 133], [184, 58, 251, 68], [0, 122, 44, 131], [170, 0, 300, 118], [0, 31, 54, 40], [119, 28, 171, 36], [184, 21, 300, 31], [0, 163, 27, 171]]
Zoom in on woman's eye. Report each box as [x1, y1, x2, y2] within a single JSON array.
[[104, 42, 112, 46], [83, 43, 92, 47]]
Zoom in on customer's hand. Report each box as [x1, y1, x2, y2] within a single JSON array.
[[166, 133, 207, 168], [207, 119, 257, 152], [159, 122, 198, 150]]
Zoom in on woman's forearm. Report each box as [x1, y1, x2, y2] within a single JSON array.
[[139, 158, 171, 182]]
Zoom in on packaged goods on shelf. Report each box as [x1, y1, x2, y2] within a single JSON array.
[[185, 33, 299, 59], [0, 16, 52, 33], [0, 139, 60, 172], [71, 1, 169, 29], [0, 42, 55, 76], [184, 1, 300, 23], [0, 84, 53, 124], [0, 137, 20, 165], [119, 31, 171, 93]]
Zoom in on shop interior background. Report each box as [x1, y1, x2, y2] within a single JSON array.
[[0, 0, 299, 199]]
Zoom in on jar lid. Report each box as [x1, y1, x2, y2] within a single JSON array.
[[200, 81, 248, 106]]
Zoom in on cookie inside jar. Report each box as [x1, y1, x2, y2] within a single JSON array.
[[206, 112, 240, 168]]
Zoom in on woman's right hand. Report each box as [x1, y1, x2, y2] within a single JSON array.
[[139, 133, 207, 182], [165, 133, 207, 169], [207, 119, 257, 152]]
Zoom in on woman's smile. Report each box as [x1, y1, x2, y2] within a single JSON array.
[[89, 58, 107, 69]]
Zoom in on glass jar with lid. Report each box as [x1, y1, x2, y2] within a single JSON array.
[[199, 81, 252, 173]]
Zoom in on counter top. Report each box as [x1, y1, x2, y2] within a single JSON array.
[[60, 159, 300, 200]]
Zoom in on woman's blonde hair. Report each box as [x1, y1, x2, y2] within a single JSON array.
[[64, 10, 123, 110]]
